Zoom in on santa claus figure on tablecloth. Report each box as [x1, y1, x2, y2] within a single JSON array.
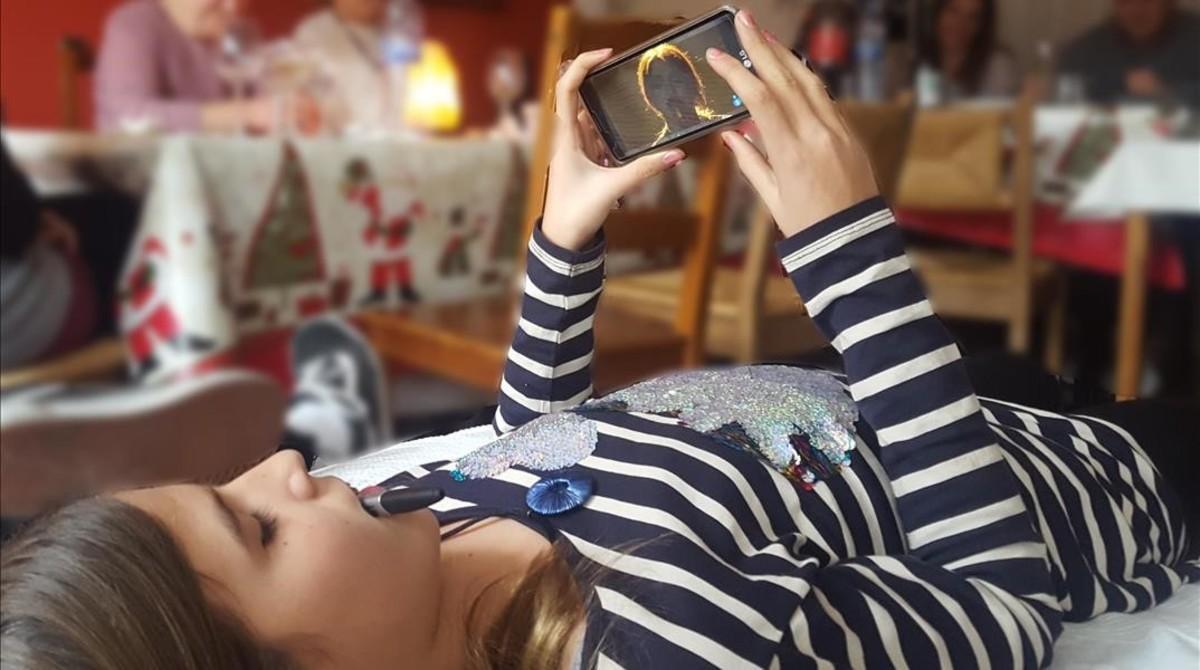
[[119, 237, 213, 377], [438, 206, 485, 277], [342, 159, 422, 305]]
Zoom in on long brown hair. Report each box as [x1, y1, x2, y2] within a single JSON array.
[[1, 497, 587, 669], [923, 0, 1000, 95]]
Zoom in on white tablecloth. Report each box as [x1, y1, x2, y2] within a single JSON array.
[[2, 129, 159, 197], [1034, 105, 1200, 217], [1071, 140, 1200, 217]]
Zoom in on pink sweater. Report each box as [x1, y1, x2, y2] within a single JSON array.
[[93, 0, 227, 131]]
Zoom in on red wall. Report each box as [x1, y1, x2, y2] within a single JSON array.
[[0, 0, 557, 129]]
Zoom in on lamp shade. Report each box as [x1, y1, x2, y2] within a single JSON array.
[[405, 40, 462, 132]]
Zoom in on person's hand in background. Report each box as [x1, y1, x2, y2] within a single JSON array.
[[541, 49, 688, 251], [242, 97, 279, 134], [705, 9, 879, 238], [1125, 68, 1165, 97]]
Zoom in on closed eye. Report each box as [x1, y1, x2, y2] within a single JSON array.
[[252, 510, 278, 547]]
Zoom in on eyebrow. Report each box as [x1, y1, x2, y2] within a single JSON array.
[[206, 486, 248, 549]]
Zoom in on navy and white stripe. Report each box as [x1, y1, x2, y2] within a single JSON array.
[[395, 206, 1195, 668]]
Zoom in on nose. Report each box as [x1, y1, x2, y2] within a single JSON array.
[[249, 450, 317, 501]]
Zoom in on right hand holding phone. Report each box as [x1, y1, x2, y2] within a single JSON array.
[[541, 49, 687, 252], [705, 10, 879, 238]]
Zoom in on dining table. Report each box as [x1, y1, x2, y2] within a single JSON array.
[[898, 104, 1198, 398], [4, 129, 527, 384]]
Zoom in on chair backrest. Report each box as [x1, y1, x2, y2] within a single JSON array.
[[839, 94, 915, 202], [893, 90, 1039, 351], [58, 36, 95, 129], [520, 5, 731, 366]]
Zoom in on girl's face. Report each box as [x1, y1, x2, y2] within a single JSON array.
[[120, 451, 442, 667], [937, 0, 985, 54], [162, 0, 237, 40]]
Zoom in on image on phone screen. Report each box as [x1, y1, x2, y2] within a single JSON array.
[[581, 11, 751, 163]]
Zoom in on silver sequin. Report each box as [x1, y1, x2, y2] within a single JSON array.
[[453, 366, 858, 487], [453, 412, 598, 479], [588, 366, 858, 485]]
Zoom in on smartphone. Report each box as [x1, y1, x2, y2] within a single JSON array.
[[580, 6, 754, 165]]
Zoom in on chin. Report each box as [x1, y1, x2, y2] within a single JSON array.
[[386, 507, 440, 539]]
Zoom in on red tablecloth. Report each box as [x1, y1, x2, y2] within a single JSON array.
[[895, 206, 1187, 291]]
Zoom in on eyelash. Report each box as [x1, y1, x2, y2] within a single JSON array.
[[252, 510, 278, 547]]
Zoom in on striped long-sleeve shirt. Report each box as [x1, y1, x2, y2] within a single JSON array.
[[387, 197, 1196, 668]]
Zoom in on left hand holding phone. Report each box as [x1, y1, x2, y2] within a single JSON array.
[[541, 48, 688, 251]]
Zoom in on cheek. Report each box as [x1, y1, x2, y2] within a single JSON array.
[[262, 511, 441, 636]]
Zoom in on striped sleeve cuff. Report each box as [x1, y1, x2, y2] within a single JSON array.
[[776, 196, 895, 277], [529, 219, 606, 278]]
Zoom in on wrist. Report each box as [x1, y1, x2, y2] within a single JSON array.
[[533, 218, 605, 261], [540, 217, 593, 252]]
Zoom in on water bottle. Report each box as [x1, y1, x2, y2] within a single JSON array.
[[855, 0, 886, 101], [915, 62, 942, 108], [380, 0, 424, 133]]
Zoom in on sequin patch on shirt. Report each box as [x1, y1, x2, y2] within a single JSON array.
[[584, 366, 858, 489], [452, 412, 598, 480]]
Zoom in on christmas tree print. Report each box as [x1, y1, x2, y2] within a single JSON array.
[[244, 144, 325, 290]]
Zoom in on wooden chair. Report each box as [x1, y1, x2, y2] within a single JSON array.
[[58, 36, 95, 129], [0, 338, 126, 393], [359, 6, 731, 393], [605, 97, 915, 363], [897, 90, 1066, 371]]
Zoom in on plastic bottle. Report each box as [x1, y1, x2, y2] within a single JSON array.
[[855, 0, 886, 101], [379, 0, 424, 133], [915, 61, 942, 108]]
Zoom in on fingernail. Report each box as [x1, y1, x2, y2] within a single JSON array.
[[737, 10, 755, 29], [588, 47, 612, 57], [764, 30, 779, 44], [706, 47, 724, 61], [662, 150, 685, 166], [720, 132, 735, 149]]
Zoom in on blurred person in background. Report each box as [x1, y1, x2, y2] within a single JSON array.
[[293, 0, 392, 134], [94, 0, 277, 133], [922, 0, 1018, 100], [0, 139, 97, 371], [1058, 0, 1200, 106]]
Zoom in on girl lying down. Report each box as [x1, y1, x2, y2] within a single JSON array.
[[3, 11, 1197, 669]]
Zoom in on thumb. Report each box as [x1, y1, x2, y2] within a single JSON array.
[[612, 148, 687, 192]]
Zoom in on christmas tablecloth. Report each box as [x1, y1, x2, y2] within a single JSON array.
[[118, 136, 522, 382]]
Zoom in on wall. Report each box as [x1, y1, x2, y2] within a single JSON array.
[[0, 0, 556, 129]]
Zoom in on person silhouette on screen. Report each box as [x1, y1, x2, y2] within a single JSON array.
[[637, 44, 725, 145]]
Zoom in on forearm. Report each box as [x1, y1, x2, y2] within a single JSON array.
[[493, 221, 603, 434], [779, 198, 1051, 590]]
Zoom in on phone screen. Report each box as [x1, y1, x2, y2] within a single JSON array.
[[580, 10, 752, 163]]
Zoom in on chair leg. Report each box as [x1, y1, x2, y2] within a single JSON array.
[[1042, 274, 1067, 375], [734, 203, 775, 364], [1007, 310, 1032, 357]]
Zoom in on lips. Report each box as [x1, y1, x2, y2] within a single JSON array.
[[356, 485, 385, 515]]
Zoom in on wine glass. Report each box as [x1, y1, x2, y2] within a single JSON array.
[[487, 48, 528, 123], [216, 0, 264, 134]]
